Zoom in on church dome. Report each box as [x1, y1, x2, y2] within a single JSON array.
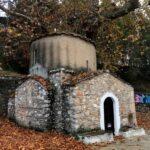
[[30, 32, 97, 77]]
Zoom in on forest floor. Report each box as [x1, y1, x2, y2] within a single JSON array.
[[0, 111, 149, 150], [0, 118, 90, 150]]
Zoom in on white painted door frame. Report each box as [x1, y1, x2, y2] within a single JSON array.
[[100, 92, 121, 135]]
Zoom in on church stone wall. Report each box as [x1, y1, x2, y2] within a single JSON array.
[[63, 73, 136, 132], [48, 70, 74, 132], [0, 76, 25, 116], [14, 79, 51, 131], [8, 97, 15, 120], [6, 71, 137, 134]]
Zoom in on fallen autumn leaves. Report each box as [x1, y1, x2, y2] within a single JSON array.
[[0, 110, 149, 150], [0, 118, 91, 150], [136, 111, 150, 130]]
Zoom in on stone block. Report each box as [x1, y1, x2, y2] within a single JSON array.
[[120, 128, 146, 138], [78, 133, 114, 144]]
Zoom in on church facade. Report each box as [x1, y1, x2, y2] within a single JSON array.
[[8, 33, 137, 135]]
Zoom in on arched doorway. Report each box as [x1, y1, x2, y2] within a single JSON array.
[[100, 92, 121, 135], [104, 97, 114, 133]]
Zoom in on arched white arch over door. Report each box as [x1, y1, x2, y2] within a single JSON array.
[[100, 92, 121, 135]]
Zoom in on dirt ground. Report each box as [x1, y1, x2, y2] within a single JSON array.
[[90, 111, 150, 150], [91, 130, 150, 150]]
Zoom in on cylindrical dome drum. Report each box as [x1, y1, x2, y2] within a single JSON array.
[[30, 33, 97, 75]]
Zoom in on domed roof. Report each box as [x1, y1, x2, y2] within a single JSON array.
[[30, 32, 95, 46]]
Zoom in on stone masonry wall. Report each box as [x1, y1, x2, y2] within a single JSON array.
[[0, 76, 26, 116], [8, 97, 15, 120], [63, 73, 136, 132], [14, 79, 51, 131], [7, 70, 136, 133], [49, 69, 73, 132]]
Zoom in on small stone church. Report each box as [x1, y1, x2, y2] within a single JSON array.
[[8, 33, 137, 135]]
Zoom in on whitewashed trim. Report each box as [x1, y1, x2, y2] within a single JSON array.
[[100, 92, 121, 135], [29, 63, 48, 79]]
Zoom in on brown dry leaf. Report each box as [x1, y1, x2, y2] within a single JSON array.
[[0, 117, 91, 150]]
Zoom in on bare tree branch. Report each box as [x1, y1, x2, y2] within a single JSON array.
[[0, 4, 32, 22], [0, 0, 149, 25], [101, 0, 150, 19]]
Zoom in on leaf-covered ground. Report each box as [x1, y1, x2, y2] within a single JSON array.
[[136, 111, 150, 130], [0, 118, 91, 150], [0, 110, 149, 150]]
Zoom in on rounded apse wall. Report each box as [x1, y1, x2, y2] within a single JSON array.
[[30, 33, 97, 72]]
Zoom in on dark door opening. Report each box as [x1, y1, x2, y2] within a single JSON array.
[[104, 97, 114, 133]]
